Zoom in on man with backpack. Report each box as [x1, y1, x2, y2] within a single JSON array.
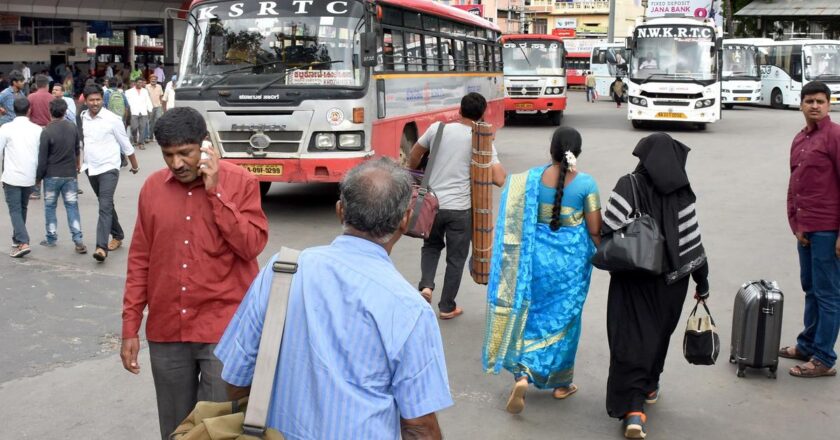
[[104, 77, 129, 127]]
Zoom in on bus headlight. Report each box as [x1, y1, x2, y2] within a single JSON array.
[[544, 87, 564, 95], [338, 133, 364, 150], [315, 133, 336, 150], [695, 99, 716, 109], [629, 96, 648, 107]]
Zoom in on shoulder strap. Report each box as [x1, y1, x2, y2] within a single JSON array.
[[242, 246, 301, 437], [628, 173, 640, 215], [420, 122, 446, 189]]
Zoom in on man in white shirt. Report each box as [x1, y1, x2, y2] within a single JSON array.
[[126, 79, 153, 149], [21, 62, 31, 90], [407, 93, 506, 319], [162, 75, 176, 112], [79, 84, 139, 262], [0, 98, 42, 258]]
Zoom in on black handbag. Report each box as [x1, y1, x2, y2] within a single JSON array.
[[591, 174, 665, 275], [683, 300, 720, 365]]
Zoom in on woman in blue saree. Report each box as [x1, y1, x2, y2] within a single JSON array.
[[482, 127, 602, 414]]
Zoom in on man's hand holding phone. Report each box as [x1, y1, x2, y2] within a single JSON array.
[[199, 141, 219, 191]]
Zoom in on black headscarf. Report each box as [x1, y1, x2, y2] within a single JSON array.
[[632, 133, 697, 272]]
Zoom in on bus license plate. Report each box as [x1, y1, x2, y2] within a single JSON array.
[[515, 103, 534, 109], [735, 97, 750, 102], [832, 97, 839, 103], [241, 164, 283, 176], [655, 112, 687, 119]]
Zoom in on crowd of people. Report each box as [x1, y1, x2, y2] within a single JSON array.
[[1, 63, 838, 439]]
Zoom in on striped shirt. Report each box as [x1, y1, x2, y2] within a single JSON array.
[[215, 235, 453, 440]]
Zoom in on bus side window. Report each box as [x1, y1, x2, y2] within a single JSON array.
[[453, 39, 466, 71], [383, 29, 405, 72], [466, 41, 477, 71], [425, 35, 440, 72], [406, 32, 422, 72]]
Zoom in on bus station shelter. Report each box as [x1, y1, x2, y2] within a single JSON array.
[[736, 0, 840, 40]]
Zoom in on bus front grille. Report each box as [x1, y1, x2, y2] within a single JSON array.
[[507, 87, 542, 97], [217, 130, 304, 154]]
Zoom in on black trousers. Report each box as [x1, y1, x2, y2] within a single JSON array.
[[149, 342, 227, 440], [86, 169, 124, 252], [419, 208, 472, 313]]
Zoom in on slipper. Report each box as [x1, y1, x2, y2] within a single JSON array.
[[553, 384, 578, 400], [779, 346, 809, 361], [790, 360, 837, 378], [420, 288, 432, 304], [439, 307, 463, 320], [505, 379, 528, 414]]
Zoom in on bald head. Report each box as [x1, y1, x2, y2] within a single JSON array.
[[339, 158, 413, 243]]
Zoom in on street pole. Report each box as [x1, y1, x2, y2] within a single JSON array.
[[607, 0, 617, 42], [520, 4, 526, 34]]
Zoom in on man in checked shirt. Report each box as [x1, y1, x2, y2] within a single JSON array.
[[119, 107, 268, 439]]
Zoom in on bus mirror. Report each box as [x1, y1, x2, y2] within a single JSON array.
[[361, 32, 378, 67], [805, 56, 812, 66], [625, 37, 635, 50]]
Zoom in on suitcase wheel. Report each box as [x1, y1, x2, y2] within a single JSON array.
[[768, 365, 778, 379], [736, 366, 746, 378], [729, 355, 736, 364]]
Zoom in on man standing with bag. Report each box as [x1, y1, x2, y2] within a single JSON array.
[[407, 92, 506, 319], [120, 107, 268, 440], [780, 81, 840, 379]]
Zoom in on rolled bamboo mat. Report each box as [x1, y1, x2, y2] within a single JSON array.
[[470, 121, 494, 285]]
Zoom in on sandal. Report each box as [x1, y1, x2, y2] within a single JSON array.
[[779, 346, 809, 361], [420, 288, 432, 304], [505, 378, 528, 414], [789, 359, 837, 378], [553, 384, 578, 400]]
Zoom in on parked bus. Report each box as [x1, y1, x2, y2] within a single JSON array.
[[92, 45, 164, 75], [589, 42, 627, 101], [721, 40, 764, 109], [752, 39, 840, 108], [566, 51, 590, 87], [501, 34, 566, 125], [625, 17, 722, 130], [177, 0, 503, 192]]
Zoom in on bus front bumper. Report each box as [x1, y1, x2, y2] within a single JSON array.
[[505, 97, 567, 112], [224, 156, 372, 183], [628, 104, 719, 123], [722, 91, 761, 104]]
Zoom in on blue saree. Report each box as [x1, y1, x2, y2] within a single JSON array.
[[482, 166, 600, 389]]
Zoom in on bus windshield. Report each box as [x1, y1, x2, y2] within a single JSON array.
[[804, 44, 840, 81], [723, 45, 760, 80], [503, 41, 565, 76], [180, 0, 365, 89], [631, 26, 716, 82]]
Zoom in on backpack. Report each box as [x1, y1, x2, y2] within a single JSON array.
[[108, 89, 127, 118]]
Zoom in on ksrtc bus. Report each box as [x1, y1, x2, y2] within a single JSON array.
[[721, 40, 764, 109], [753, 39, 840, 108], [566, 52, 590, 87], [501, 34, 566, 125], [178, 0, 504, 190], [625, 17, 722, 130], [589, 42, 627, 101]]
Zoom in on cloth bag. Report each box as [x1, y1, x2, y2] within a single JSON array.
[[169, 247, 300, 440], [406, 123, 445, 239], [591, 174, 665, 275], [683, 300, 720, 366]]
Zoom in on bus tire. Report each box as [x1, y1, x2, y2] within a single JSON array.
[[259, 182, 271, 198], [724, 103, 734, 110], [631, 120, 644, 129], [399, 126, 417, 167], [696, 123, 708, 131], [549, 111, 563, 126], [771, 88, 784, 109]]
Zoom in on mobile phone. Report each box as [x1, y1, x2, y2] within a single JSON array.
[[200, 140, 211, 168]]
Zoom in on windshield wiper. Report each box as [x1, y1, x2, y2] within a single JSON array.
[[516, 45, 531, 68], [254, 60, 345, 93], [199, 60, 288, 94]]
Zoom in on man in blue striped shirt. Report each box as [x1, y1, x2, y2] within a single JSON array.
[[215, 158, 453, 439]]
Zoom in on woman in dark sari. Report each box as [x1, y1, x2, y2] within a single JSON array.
[[601, 133, 710, 439]]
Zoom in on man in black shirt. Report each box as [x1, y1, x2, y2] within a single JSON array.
[[37, 98, 86, 253]]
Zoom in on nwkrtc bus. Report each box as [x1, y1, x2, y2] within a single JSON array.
[[625, 17, 722, 130], [721, 40, 763, 109], [589, 42, 627, 101], [753, 39, 840, 109], [501, 34, 566, 125], [178, 0, 504, 191]]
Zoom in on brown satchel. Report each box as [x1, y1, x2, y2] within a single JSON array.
[[406, 123, 445, 239], [169, 247, 301, 440]]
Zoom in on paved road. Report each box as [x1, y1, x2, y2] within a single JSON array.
[[1, 92, 838, 439]]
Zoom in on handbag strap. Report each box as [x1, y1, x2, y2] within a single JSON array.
[[627, 173, 641, 216], [242, 246, 301, 437], [689, 299, 716, 326], [420, 122, 446, 189]]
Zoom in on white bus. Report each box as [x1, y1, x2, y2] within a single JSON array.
[[625, 17, 722, 130], [589, 42, 628, 100], [721, 40, 763, 109], [753, 39, 840, 108]]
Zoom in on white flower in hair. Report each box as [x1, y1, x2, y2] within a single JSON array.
[[564, 151, 577, 171]]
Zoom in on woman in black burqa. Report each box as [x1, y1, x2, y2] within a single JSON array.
[[600, 132, 710, 439]]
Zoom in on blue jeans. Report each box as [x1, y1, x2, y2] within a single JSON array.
[[586, 86, 594, 102], [43, 177, 83, 244], [3, 183, 33, 245], [796, 231, 840, 367]]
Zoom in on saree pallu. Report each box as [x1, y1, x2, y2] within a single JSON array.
[[482, 167, 596, 389]]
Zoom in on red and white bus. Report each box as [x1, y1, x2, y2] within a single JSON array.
[[177, 0, 503, 192], [565, 51, 590, 87], [501, 34, 566, 125]]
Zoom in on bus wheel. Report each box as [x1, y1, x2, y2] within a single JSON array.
[[771, 89, 784, 109], [549, 111, 563, 126], [259, 182, 271, 198], [696, 123, 708, 131], [631, 120, 644, 129], [724, 103, 734, 110]]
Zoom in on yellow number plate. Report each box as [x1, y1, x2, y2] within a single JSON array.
[[655, 112, 687, 119], [515, 103, 534, 109], [241, 164, 283, 176], [832, 97, 839, 103], [735, 97, 750, 102]]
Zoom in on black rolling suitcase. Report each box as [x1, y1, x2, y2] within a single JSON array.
[[729, 280, 784, 378]]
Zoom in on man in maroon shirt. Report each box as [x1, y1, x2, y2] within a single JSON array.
[[780, 81, 840, 379], [120, 107, 269, 439], [27, 74, 53, 200]]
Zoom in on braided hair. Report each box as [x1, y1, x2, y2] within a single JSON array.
[[549, 127, 583, 231]]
